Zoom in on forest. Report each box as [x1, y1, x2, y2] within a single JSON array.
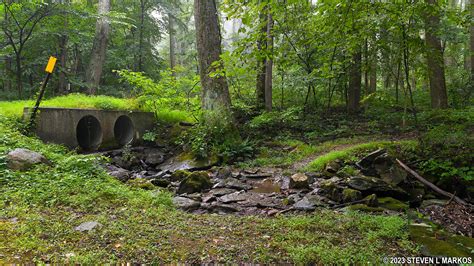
[[0, 0, 473, 264]]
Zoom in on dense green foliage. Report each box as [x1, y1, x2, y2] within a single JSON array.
[[0, 0, 473, 263]]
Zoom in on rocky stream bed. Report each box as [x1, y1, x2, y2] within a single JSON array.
[[102, 145, 474, 257], [5, 144, 473, 257]]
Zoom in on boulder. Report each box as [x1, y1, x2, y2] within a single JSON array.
[[127, 178, 155, 190], [6, 148, 50, 171], [378, 197, 409, 211], [161, 152, 217, 172], [170, 170, 191, 182], [289, 173, 311, 189], [219, 191, 248, 203], [342, 188, 362, 203], [106, 165, 130, 182], [420, 199, 448, 209], [348, 175, 409, 200], [293, 194, 325, 211], [319, 180, 343, 202], [373, 154, 407, 185], [177, 171, 212, 194], [325, 160, 342, 174], [150, 178, 171, 188], [356, 149, 386, 169], [362, 194, 378, 207], [144, 151, 165, 165], [173, 196, 200, 211]]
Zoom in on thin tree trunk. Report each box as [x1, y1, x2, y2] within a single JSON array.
[[348, 49, 362, 114], [4, 56, 12, 92], [194, 0, 231, 112], [169, 12, 176, 75], [86, 0, 111, 95], [138, 0, 146, 72], [256, 8, 267, 110], [364, 39, 369, 95], [264, 12, 273, 112], [15, 53, 22, 99], [424, 0, 448, 108], [470, 0, 474, 85], [58, 30, 68, 94], [369, 36, 377, 93]]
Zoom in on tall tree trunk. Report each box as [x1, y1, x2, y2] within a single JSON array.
[[138, 0, 146, 72], [58, 33, 68, 95], [348, 49, 362, 114], [58, 0, 69, 95], [169, 12, 177, 75], [364, 39, 369, 95], [264, 12, 273, 111], [256, 8, 267, 110], [369, 36, 377, 93], [86, 0, 111, 95], [4, 56, 12, 92], [424, 0, 448, 108], [470, 0, 474, 85], [194, 0, 231, 112], [15, 53, 22, 99], [58, 18, 68, 95]]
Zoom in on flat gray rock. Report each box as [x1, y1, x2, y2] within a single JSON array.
[[75, 221, 101, 232], [173, 196, 200, 210]]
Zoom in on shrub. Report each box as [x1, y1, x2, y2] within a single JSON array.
[[418, 124, 473, 181]]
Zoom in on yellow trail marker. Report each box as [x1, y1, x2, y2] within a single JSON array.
[[45, 56, 57, 73], [29, 56, 57, 131]]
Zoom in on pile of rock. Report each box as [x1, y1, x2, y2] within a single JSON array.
[[103, 146, 441, 215]]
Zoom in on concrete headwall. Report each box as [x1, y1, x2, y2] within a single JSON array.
[[24, 107, 155, 151]]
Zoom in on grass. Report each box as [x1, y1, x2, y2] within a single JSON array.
[[0, 114, 416, 263], [305, 140, 418, 172], [0, 93, 194, 124], [239, 136, 395, 169], [0, 93, 139, 117]]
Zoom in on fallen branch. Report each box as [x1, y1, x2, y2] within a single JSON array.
[[396, 159, 469, 206]]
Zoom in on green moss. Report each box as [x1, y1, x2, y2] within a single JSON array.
[[342, 188, 362, 203], [306, 140, 417, 172], [378, 197, 409, 211], [363, 194, 379, 207], [347, 204, 385, 212], [409, 225, 474, 257], [170, 169, 191, 181], [177, 171, 212, 194], [127, 178, 156, 190]]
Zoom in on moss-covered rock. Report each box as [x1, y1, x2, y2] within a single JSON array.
[[346, 204, 385, 212], [171, 170, 191, 181], [362, 194, 378, 207], [177, 171, 212, 194], [127, 178, 155, 190], [342, 188, 362, 203], [319, 180, 342, 202], [378, 197, 409, 211]]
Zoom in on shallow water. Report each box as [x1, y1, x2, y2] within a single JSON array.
[[251, 179, 281, 193]]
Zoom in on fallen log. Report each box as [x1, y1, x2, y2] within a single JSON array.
[[396, 159, 469, 206]]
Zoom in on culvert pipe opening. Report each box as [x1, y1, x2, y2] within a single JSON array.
[[114, 115, 134, 146], [76, 115, 102, 150]]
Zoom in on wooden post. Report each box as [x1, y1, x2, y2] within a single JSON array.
[[28, 56, 57, 131]]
